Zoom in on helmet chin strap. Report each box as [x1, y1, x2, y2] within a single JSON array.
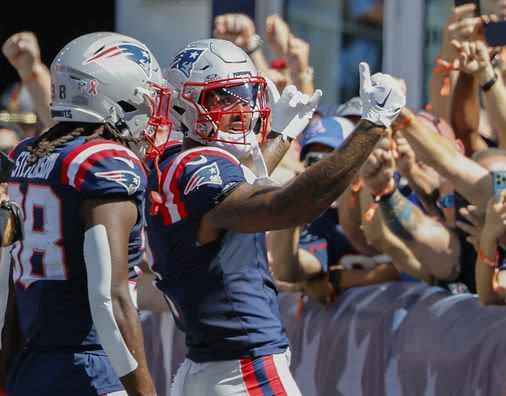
[[127, 140, 148, 159], [106, 106, 148, 159], [247, 111, 272, 183], [248, 135, 269, 181], [107, 106, 130, 136]]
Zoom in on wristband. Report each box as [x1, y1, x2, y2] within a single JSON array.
[[21, 67, 40, 85], [348, 178, 364, 208], [363, 179, 397, 222], [435, 56, 456, 97], [437, 193, 455, 210], [373, 179, 397, 202], [478, 248, 499, 268], [270, 57, 287, 70], [481, 73, 498, 92], [392, 117, 413, 133], [245, 34, 263, 55]]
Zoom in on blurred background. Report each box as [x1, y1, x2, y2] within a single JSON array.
[[0, 0, 499, 110]]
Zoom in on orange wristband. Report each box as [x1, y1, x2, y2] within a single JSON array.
[[21, 68, 39, 85], [363, 179, 396, 222], [392, 117, 413, 134], [478, 248, 499, 268]]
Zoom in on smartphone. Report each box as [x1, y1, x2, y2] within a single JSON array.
[[492, 171, 506, 197], [454, 0, 481, 17], [454, 190, 471, 236], [485, 20, 506, 47]]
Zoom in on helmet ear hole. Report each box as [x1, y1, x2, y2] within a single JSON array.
[[173, 105, 185, 115], [117, 101, 137, 113]]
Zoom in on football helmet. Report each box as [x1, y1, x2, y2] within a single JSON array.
[[50, 32, 171, 153], [164, 38, 270, 158]]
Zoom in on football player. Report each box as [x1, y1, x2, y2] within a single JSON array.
[[0, 32, 170, 396], [145, 38, 405, 395]]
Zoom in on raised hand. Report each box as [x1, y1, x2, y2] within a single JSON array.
[[2, 31, 43, 80], [480, 189, 506, 244], [287, 35, 310, 76], [451, 39, 492, 77], [361, 147, 395, 195], [392, 131, 416, 176], [455, 204, 484, 250], [266, 79, 322, 140], [213, 13, 258, 53], [265, 14, 290, 57], [359, 62, 406, 128]]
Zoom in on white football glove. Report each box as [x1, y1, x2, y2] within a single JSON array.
[[359, 62, 406, 128], [266, 78, 323, 140]]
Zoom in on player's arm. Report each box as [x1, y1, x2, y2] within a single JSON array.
[[258, 132, 291, 175], [81, 197, 156, 396], [199, 119, 385, 241]]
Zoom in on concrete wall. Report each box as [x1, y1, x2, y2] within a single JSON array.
[[116, 0, 212, 68]]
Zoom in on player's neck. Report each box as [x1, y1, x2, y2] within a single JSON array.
[[182, 137, 205, 151]]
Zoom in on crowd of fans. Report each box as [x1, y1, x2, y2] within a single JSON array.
[[1, 1, 506, 395], [210, 4, 506, 307]]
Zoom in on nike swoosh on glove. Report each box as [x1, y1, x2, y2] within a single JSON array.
[[267, 78, 323, 140], [359, 62, 406, 128]]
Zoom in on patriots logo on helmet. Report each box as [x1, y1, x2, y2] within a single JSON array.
[[95, 170, 141, 195], [84, 44, 152, 77], [170, 48, 205, 78], [184, 162, 222, 195]]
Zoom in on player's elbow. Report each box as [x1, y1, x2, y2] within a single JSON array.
[[88, 285, 131, 309], [88, 292, 112, 311]]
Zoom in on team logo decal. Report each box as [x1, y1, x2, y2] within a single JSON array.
[[77, 79, 98, 96], [170, 48, 205, 78], [96, 170, 141, 195], [183, 162, 222, 195], [84, 44, 152, 77]]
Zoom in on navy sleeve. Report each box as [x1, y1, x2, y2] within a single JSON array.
[[61, 140, 146, 199], [160, 147, 246, 222]]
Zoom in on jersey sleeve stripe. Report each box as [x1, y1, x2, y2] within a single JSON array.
[[73, 149, 140, 190], [159, 147, 241, 224], [62, 142, 142, 188], [61, 140, 107, 185]]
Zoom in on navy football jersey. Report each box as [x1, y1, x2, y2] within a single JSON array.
[[145, 145, 289, 362], [8, 136, 146, 348]]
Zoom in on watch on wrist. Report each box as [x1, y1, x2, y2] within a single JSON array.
[[245, 34, 263, 55], [481, 72, 498, 92]]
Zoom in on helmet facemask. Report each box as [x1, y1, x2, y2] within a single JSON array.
[[119, 82, 173, 160], [180, 76, 270, 158]]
